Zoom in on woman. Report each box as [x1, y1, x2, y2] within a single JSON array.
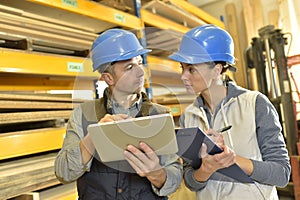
[[168, 24, 291, 200]]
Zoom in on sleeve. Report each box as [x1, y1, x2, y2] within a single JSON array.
[[179, 112, 208, 191], [183, 166, 207, 191], [151, 154, 183, 196], [54, 105, 93, 183], [179, 113, 186, 128], [250, 93, 291, 187]]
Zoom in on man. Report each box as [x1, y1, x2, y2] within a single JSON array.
[[55, 29, 182, 200]]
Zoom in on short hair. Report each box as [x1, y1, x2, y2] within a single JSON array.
[[98, 61, 116, 76]]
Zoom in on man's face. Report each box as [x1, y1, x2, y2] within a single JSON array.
[[110, 56, 145, 94]]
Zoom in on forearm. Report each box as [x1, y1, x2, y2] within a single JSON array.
[[184, 167, 207, 191], [236, 155, 254, 176], [147, 168, 167, 188], [193, 162, 215, 182], [151, 155, 182, 196], [79, 134, 95, 165], [55, 140, 90, 183], [250, 159, 290, 187]]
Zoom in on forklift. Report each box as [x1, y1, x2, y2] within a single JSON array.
[[246, 25, 300, 199]]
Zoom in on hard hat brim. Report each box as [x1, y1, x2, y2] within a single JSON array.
[[115, 48, 152, 63], [93, 48, 151, 72], [169, 52, 211, 64]]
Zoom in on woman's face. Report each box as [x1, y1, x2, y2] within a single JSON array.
[[180, 63, 216, 94]]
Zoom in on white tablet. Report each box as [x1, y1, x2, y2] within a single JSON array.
[[87, 113, 178, 162]]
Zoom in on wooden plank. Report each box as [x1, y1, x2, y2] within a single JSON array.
[[142, 0, 205, 28], [0, 4, 93, 32], [0, 100, 75, 109], [2, 100, 76, 110], [0, 110, 71, 124], [290, 156, 300, 200], [0, 11, 97, 41], [252, 0, 264, 32], [225, 3, 247, 88], [242, 0, 256, 42], [0, 153, 59, 199], [242, 0, 259, 90], [168, 0, 225, 28], [0, 93, 74, 102], [268, 10, 279, 28], [0, 23, 92, 51], [141, 9, 189, 33]]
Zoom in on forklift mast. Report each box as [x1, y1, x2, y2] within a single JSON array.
[[246, 25, 298, 155]]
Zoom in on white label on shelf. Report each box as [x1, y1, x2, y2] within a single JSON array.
[[62, 0, 78, 8], [68, 62, 84, 72], [114, 13, 126, 23]]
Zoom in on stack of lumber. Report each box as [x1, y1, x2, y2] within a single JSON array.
[[153, 92, 194, 118], [0, 4, 97, 56], [0, 153, 59, 199], [142, 0, 206, 28], [0, 92, 80, 199]]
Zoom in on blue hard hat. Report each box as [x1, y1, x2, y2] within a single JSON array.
[[91, 29, 151, 72], [169, 24, 235, 65]]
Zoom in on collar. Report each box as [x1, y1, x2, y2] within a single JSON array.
[[103, 87, 143, 117]]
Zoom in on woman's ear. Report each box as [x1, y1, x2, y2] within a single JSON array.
[[101, 73, 114, 86], [216, 63, 223, 74], [212, 64, 222, 78]]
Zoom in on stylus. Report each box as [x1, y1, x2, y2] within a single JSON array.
[[217, 125, 232, 134]]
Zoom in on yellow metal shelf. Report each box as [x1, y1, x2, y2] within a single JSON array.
[[10, 0, 143, 32], [141, 9, 190, 33], [0, 127, 66, 160], [29, 0, 143, 29], [168, 0, 225, 29], [0, 48, 97, 78], [148, 55, 181, 74], [0, 75, 95, 91], [165, 104, 189, 117]]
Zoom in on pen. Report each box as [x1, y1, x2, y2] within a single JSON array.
[[217, 125, 232, 134]]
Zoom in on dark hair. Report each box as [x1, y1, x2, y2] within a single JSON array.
[[98, 62, 116, 76], [207, 61, 235, 74]]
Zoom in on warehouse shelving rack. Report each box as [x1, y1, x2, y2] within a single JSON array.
[[0, 0, 224, 199]]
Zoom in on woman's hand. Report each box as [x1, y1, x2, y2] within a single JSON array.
[[205, 129, 224, 146], [194, 144, 236, 182]]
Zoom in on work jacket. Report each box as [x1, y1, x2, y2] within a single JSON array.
[[76, 91, 177, 200], [181, 82, 290, 200]]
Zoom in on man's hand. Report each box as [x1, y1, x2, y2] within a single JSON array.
[[99, 114, 130, 123], [124, 142, 167, 188]]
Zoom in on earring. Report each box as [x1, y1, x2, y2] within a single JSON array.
[[216, 75, 223, 85]]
